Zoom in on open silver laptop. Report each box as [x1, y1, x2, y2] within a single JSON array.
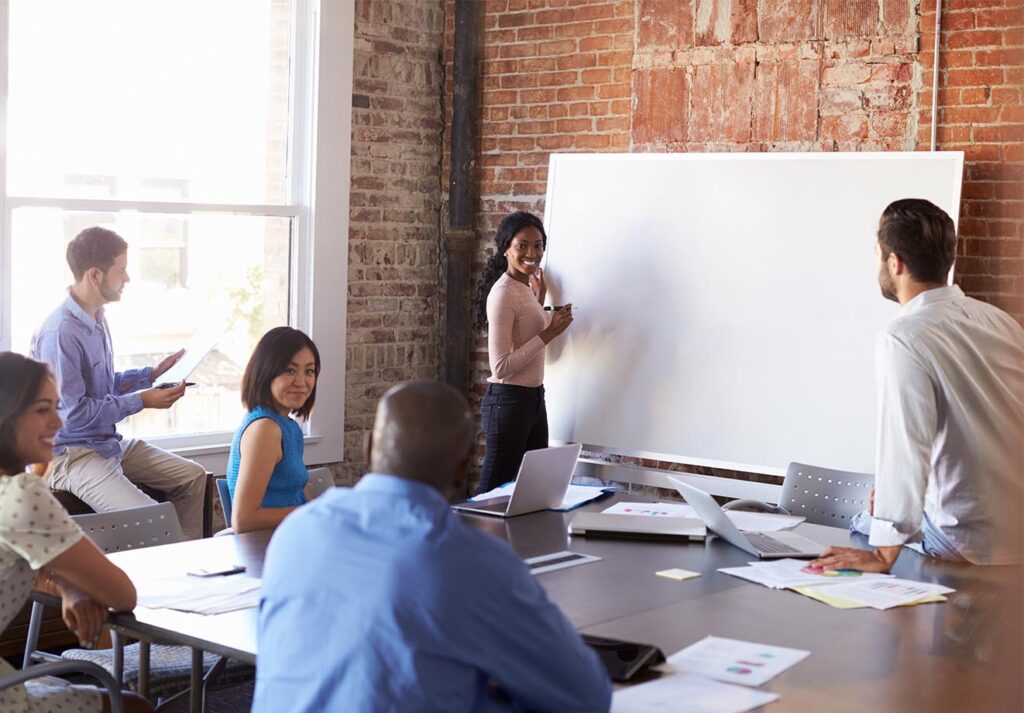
[[453, 444, 582, 518], [669, 477, 824, 558]]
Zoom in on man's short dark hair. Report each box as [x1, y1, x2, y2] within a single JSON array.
[[241, 327, 321, 420], [66, 227, 129, 280], [877, 199, 957, 284]]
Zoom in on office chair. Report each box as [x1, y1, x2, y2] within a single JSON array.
[[22, 503, 253, 710], [778, 461, 874, 527], [1, 660, 124, 713]]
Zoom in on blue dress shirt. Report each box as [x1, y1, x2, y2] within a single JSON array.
[[225, 406, 308, 508], [254, 473, 611, 713], [31, 293, 152, 459]]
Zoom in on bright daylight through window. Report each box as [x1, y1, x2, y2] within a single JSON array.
[[1, 0, 352, 468]]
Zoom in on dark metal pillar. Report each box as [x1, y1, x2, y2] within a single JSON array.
[[444, 0, 481, 393]]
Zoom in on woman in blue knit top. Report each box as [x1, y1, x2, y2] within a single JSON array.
[[226, 327, 320, 533]]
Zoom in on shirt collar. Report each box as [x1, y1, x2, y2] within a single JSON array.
[[355, 473, 451, 511], [62, 289, 104, 330], [900, 284, 963, 316]]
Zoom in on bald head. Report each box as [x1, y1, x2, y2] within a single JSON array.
[[369, 381, 475, 493]]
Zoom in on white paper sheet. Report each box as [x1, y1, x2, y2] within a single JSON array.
[[612, 673, 779, 713], [602, 502, 805, 532], [746, 558, 892, 588], [137, 574, 262, 615], [808, 577, 955, 610], [472, 482, 610, 511], [661, 636, 809, 687]]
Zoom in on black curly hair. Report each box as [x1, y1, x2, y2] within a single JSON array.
[[473, 211, 548, 332]]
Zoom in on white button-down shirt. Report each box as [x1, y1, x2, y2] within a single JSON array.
[[869, 285, 1024, 564]]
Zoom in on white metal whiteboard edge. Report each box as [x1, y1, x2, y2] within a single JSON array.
[[552, 440, 788, 477]]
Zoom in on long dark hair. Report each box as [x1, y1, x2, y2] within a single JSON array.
[[0, 352, 52, 474], [473, 211, 548, 332], [240, 327, 321, 420]]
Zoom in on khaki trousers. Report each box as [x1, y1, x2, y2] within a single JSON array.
[[48, 439, 206, 540]]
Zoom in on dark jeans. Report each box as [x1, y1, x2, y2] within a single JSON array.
[[477, 383, 549, 494]]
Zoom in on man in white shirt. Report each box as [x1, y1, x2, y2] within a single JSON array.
[[812, 199, 1024, 573]]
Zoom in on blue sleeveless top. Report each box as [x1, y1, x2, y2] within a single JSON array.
[[226, 406, 308, 508]]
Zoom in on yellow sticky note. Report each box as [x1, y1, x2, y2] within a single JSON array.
[[656, 568, 701, 581]]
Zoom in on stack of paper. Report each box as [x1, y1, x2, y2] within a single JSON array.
[[795, 578, 954, 610], [718, 558, 893, 590], [613, 636, 808, 713], [137, 575, 262, 615], [602, 501, 805, 532], [472, 482, 614, 511], [718, 559, 953, 609]]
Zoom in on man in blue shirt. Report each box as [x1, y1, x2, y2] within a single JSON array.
[[31, 227, 207, 539], [255, 380, 612, 712]]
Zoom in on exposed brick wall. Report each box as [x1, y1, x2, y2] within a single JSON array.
[[439, 0, 1022, 481], [337, 0, 446, 484], [918, 0, 1023, 318]]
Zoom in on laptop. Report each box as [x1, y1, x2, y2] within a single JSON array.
[[452, 444, 582, 518], [568, 512, 706, 542], [668, 477, 824, 558]]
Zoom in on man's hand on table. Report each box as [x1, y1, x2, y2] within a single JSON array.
[[809, 544, 900, 574]]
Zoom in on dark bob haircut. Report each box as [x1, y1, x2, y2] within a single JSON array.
[[241, 327, 321, 420], [0, 352, 53, 474], [877, 199, 956, 284], [66, 226, 129, 280]]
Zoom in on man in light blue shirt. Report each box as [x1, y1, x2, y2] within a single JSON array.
[[255, 380, 611, 713], [31, 227, 207, 538]]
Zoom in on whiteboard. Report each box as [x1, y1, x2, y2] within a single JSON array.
[[542, 152, 964, 476]]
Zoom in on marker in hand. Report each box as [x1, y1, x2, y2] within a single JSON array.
[[156, 381, 196, 389], [544, 305, 572, 311]]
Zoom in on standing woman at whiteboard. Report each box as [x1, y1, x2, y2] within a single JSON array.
[[473, 211, 573, 494]]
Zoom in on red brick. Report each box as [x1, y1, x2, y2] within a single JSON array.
[[754, 59, 820, 141], [823, 0, 878, 38], [689, 60, 756, 142], [821, 112, 869, 141], [759, 0, 819, 43], [696, 0, 757, 46], [947, 29, 1003, 48], [633, 67, 688, 144], [881, 0, 912, 34]]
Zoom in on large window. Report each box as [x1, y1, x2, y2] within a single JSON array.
[[0, 0, 353, 472]]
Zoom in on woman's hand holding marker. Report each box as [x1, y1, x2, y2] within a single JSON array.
[[540, 303, 573, 344]]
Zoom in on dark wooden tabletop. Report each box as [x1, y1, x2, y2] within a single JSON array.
[[108, 494, 1023, 712]]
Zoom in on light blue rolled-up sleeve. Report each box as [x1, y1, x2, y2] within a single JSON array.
[[114, 366, 154, 394]]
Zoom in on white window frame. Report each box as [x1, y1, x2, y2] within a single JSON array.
[[0, 0, 352, 474]]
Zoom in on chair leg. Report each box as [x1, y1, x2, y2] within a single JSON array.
[[22, 600, 45, 669], [190, 648, 203, 713], [111, 630, 124, 684], [138, 639, 150, 699]]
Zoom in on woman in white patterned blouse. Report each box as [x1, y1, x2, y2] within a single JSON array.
[[0, 352, 154, 713]]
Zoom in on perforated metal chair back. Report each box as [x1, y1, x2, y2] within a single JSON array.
[[779, 462, 874, 527], [73, 502, 184, 553], [306, 467, 335, 500], [215, 478, 232, 526]]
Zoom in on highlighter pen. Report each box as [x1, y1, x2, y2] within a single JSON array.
[[543, 305, 566, 311]]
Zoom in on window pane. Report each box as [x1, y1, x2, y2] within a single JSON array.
[[6, 0, 293, 205], [10, 208, 291, 439]]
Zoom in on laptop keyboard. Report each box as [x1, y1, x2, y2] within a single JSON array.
[[746, 532, 801, 555]]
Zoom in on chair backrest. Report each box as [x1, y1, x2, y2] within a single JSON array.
[[73, 502, 184, 553], [306, 467, 335, 500], [215, 477, 233, 527], [779, 462, 874, 527]]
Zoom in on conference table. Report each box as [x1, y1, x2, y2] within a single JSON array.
[[105, 493, 1023, 712]]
